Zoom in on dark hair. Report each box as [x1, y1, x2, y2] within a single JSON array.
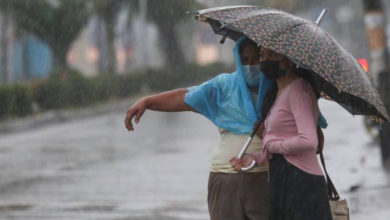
[[259, 81, 278, 124], [239, 38, 258, 54], [259, 66, 320, 124], [295, 66, 320, 99]]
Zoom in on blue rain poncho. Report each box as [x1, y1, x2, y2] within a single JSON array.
[[184, 37, 272, 134], [184, 37, 327, 134]]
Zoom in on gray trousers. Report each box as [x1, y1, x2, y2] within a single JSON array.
[[208, 172, 269, 220]]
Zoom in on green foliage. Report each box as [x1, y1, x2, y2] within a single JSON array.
[[0, 87, 12, 117], [88, 72, 144, 101], [31, 79, 67, 110], [0, 0, 90, 69], [9, 85, 33, 116], [143, 0, 201, 66], [146, 0, 199, 25], [0, 84, 32, 118], [30, 63, 230, 112], [147, 62, 231, 91], [88, 74, 119, 101], [32, 70, 145, 110], [33, 70, 97, 110], [115, 72, 145, 98], [0, 63, 230, 119], [92, 0, 122, 18]]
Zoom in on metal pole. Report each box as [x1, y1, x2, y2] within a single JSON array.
[[315, 9, 327, 25]]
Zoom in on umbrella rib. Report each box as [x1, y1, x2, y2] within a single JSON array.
[[247, 21, 312, 47], [306, 24, 322, 74], [217, 10, 309, 37], [265, 22, 310, 42]]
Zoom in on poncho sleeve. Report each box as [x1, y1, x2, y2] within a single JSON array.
[[184, 75, 227, 125]]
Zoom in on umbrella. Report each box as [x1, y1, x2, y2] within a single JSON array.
[[195, 5, 389, 123]]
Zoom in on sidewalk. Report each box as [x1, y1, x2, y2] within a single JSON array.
[[318, 100, 390, 219]]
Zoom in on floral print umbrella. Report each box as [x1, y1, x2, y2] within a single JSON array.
[[195, 6, 389, 122]]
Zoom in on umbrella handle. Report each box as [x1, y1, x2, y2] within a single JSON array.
[[237, 121, 262, 172], [241, 160, 256, 171]]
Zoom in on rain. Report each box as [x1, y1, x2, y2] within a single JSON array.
[[0, 0, 390, 219]]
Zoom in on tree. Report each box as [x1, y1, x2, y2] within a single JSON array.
[[100, 0, 199, 68], [0, 7, 10, 82], [92, 0, 124, 74], [0, 0, 90, 76], [145, 0, 200, 67]]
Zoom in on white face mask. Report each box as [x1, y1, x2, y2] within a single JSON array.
[[242, 64, 261, 87]]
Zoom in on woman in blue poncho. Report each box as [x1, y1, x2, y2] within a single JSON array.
[[125, 37, 272, 220]]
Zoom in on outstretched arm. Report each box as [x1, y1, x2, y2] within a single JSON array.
[[124, 88, 194, 131]]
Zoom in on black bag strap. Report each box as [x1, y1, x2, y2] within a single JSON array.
[[317, 127, 340, 201], [319, 151, 340, 201]]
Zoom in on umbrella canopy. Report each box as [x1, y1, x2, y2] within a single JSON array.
[[195, 6, 389, 123]]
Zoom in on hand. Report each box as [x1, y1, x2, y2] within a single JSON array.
[[229, 153, 256, 171], [254, 122, 265, 139], [124, 98, 147, 131]]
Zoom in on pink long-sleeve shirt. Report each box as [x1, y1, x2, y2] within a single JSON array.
[[255, 78, 323, 176]]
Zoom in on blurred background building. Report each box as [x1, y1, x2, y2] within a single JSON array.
[[0, 0, 389, 81]]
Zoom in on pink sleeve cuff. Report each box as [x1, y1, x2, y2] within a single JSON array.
[[254, 151, 272, 165], [264, 140, 284, 154]]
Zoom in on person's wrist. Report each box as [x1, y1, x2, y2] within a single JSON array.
[[253, 152, 262, 164], [143, 97, 151, 109]]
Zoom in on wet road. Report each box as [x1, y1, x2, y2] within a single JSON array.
[[0, 99, 389, 219]]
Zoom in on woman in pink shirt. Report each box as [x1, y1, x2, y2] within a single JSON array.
[[230, 47, 332, 220]]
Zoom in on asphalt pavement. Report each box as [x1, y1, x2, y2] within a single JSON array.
[[0, 97, 388, 219]]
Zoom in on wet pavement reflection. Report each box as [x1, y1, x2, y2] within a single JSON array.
[[0, 100, 388, 219]]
